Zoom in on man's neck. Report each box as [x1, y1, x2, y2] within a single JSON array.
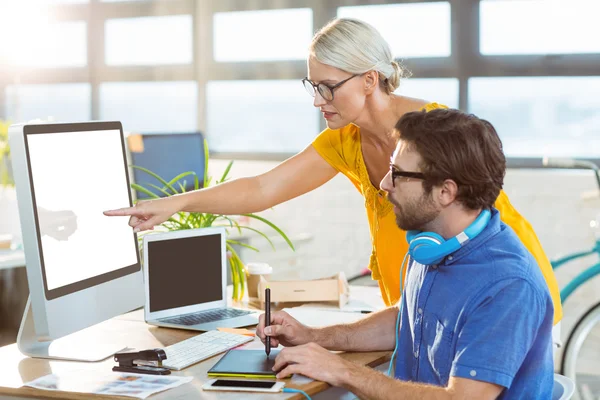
[[422, 207, 483, 240]]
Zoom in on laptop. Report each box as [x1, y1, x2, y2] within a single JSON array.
[[143, 227, 259, 331]]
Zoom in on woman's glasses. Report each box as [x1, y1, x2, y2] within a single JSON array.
[[302, 74, 360, 101]]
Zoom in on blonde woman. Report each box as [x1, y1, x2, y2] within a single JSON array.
[[105, 18, 562, 325]]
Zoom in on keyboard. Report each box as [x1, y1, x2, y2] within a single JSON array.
[[158, 308, 253, 326], [161, 330, 254, 370]]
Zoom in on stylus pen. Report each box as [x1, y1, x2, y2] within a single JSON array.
[[265, 287, 271, 357]]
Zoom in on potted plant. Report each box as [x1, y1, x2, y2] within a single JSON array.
[[131, 141, 294, 301], [0, 120, 22, 242], [0, 120, 13, 187]]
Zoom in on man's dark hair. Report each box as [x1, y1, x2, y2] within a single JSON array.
[[394, 108, 506, 210]]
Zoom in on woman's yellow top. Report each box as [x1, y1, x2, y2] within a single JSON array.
[[311, 102, 562, 324]]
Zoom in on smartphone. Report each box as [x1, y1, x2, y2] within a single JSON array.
[[202, 379, 285, 393]]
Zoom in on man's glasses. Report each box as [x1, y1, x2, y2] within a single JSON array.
[[302, 74, 360, 102], [390, 164, 426, 187]]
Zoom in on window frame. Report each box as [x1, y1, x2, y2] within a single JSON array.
[[0, 0, 598, 166]]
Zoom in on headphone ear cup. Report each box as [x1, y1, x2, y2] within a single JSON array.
[[408, 232, 446, 265]]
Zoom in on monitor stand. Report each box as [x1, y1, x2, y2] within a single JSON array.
[[17, 297, 127, 362]]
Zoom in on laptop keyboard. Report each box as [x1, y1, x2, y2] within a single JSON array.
[[158, 308, 253, 326]]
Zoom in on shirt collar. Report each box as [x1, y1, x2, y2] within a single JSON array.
[[440, 208, 501, 267]]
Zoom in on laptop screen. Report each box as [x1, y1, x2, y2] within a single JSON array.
[[147, 233, 222, 312]]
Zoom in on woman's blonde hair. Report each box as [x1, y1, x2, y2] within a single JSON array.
[[309, 18, 411, 94]]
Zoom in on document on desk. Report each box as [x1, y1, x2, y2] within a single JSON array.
[[295, 285, 386, 313], [25, 371, 192, 399], [282, 307, 370, 328]]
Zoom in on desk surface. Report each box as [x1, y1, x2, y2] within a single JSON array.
[[0, 303, 389, 399]]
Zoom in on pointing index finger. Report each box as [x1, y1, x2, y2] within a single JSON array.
[[103, 207, 138, 216]]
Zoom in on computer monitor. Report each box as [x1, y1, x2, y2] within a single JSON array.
[[9, 121, 144, 361], [129, 132, 205, 199]]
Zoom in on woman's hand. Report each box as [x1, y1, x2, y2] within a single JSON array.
[[103, 197, 183, 232]]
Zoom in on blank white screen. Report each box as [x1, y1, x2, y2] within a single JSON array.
[[27, 129, 137, 291]]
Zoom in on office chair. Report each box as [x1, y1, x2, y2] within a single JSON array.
[[553, 373, 575, 400], [128, 132, 205, 199]]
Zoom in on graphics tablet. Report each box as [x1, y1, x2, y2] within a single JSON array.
[[207, 350, 281, 379]]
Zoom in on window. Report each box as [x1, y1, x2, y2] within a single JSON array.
[[42, 0, 88, 3], [206, 80, 319, 153], [396, 78, 459, 109], [213, 8, 313, 62], [33, 0, 89, 3], [99, 81, 197, 133], [105, 15, 193, 66], [5, 21, 87, 68], [5, 84, 91, 123], [480, 0, 600, 55], [337, 2, 451, 58], [469, 77, 600, 158]]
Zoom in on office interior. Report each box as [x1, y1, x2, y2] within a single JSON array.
[[0, 0, 599, 398]]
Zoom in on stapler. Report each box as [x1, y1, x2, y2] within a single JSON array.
[[113, 349, 171, 375]]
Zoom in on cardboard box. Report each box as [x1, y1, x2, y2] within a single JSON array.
[[0, 234, 12, 250], [257, 272, 349, 308]]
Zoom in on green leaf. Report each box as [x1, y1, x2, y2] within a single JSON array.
[[242, 213, 295, 251], [219, 160, 234, 183], [236, 225, 276, 251], [218, 216, 242, 235], [204, 214, 218, 227], [167, 171, 197, 187], [146, 183, 173, 197], [203, 139, 209, 188], [217, 219, 235, 229], [227, 239, 259, 252], [231, 257, 239, 300], [166, 217, 187, 229], [194, 174, 200, 191], [131, 183, 160, 199], [226, 243, 241, 300], [192, 212, 204, 227], [237, 255, 245, 299], [131, 165, 178, 194]]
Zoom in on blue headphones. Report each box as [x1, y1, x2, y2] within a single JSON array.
[[405, 209, 491, 265]]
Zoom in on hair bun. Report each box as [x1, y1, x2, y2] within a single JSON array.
[[386, 60, 411, 93]]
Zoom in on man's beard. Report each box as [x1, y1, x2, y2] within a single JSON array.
[[394, 193, 440, 232]]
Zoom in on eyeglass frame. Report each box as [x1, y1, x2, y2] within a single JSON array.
[[390, 164, 426, 187], [301, 74, 360, 101]]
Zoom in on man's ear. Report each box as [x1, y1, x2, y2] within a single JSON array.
[[364, 71, 378, 94], [438, 179, 458, 206]]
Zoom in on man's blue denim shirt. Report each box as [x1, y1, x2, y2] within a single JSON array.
[[394, 208, 554, 399]]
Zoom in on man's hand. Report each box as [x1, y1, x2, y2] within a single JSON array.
[[256, 311, 315, 348], [272, 342, 353, 386]]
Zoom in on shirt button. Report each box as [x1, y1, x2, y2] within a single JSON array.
[[447, 255, 453, 261], [470, 370, 477, 377], [414, 350, 419, 358], [432, 264, 438, 269], [418, 308, 423, 315]]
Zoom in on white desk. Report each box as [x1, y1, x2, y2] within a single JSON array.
[[0, 250, 25, 270], [0, 290, 390, 400]]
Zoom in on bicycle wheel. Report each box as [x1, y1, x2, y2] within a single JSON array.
[[561, 302, 600, 400]]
